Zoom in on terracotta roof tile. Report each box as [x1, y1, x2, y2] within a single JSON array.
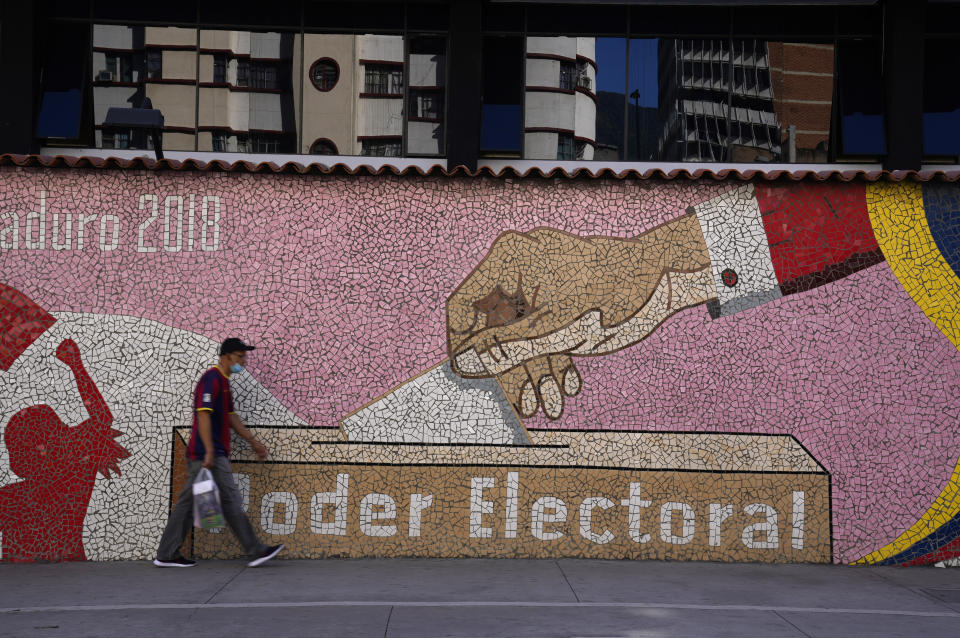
[[2, 154, 958, 182]]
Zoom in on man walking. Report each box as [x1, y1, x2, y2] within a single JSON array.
[[154, 338, 284, 567]]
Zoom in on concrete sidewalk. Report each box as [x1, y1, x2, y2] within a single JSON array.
[[1, 559, 959, 637]]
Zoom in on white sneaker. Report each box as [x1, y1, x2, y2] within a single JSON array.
[[153, 556, 197, 567], [248, 544, 284, 567]]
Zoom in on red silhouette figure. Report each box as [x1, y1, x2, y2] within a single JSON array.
[[0, 339, 129, 562]]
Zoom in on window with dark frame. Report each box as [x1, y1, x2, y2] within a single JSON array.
[[559, 61, 576, 90], [758, 68, 771, 93], [557, 132, 575, 160], [421, 94, 440, 119], [236, 60, 249, 87], [104, 53, 133, 83], [575, 140, 587, 160], [250, 133, 281, 153], [406, 34, 447, 157], [361, 138, 402, 156], [310, 58, 339, 92], [146, 50, 162, 80], [410, 90, 443, 120], [102, 55, 117, 82], [102, 128, 152, 150], [576, 61, 591, 91], [213, 55, 226, 84], [310, 139, 338, 155], [364, 64, 403, 95], [249, 62, 280, 90]]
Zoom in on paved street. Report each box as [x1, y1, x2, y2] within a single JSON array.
[[2, 559, 959, 637]]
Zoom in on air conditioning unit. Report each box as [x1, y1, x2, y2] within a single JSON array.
[[97, 70, 115, 82]]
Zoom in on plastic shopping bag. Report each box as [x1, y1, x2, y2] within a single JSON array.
[[193, 467, 224, 529]]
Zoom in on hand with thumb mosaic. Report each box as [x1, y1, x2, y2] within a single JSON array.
[[446, 213, 715, 420]]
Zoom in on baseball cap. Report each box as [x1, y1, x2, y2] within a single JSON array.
[[220, 338, 256, 356]]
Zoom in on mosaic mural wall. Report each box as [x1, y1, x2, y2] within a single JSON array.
[[1, 166, 958, 565]]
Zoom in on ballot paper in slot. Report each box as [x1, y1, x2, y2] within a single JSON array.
[[339, 360, 529, 445]]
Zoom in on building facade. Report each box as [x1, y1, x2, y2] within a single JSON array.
[[92, 26, 298, 154], [524, 37, 598, 160], [767, 42, 834, 163], [656, 39, 781, 163]]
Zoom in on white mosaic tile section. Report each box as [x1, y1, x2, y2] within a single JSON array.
[[340, 360, 528, 444], [0, 312, 305, 560], [693, 184, 782, 317]]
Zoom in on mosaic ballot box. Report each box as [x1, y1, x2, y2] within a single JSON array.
[[171, 427, 831, 563]]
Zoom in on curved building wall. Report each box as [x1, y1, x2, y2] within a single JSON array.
[[525, 91, 576, 130], [524, 36, 597, 160]]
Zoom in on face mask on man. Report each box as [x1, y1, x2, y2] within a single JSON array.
[[230, 362, 244, 374]]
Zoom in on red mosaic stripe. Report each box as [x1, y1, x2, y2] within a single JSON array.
[[755, 182, 880, 290]]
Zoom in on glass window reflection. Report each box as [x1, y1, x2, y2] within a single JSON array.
[[524, 35, 840, 163], [85, 28, 444, 158], [593, 38, 626, 161], [197, 30, 297, 154], [657, 38, 777, 163], [310, 59, 339, 92], [768, 42, 834, 162], [364, 65, 404, 95], [837, 40, 885, 157], [657, 38, 836, 162], [72, 19, 872, 164], [302, 34, 417, 157], [923, 39, 960, 158], [407, 36, 446, 157], [524, 36, 598, 161], [302, 34, 356, 155], [627, 38, 658, 161], [92, 25, 197, 152], [37, 22, 89, 143], [356, 35, 404, 157], [482, 36, 523, 158]]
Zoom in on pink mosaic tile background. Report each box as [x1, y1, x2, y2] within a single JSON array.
[[1, 168, 958, 563]]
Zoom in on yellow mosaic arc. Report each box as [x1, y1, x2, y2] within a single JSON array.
[[854, 182, 960, 565]]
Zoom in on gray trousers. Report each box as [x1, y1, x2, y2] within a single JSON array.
[[157, 456, 268, 560]]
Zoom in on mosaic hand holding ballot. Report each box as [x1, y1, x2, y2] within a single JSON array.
[[446, 213, 715, 420]]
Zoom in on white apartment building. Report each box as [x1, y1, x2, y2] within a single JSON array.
[[92, 25, 297, 153], [524, 37, 598, 161], [299, 34, 445, 157]]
